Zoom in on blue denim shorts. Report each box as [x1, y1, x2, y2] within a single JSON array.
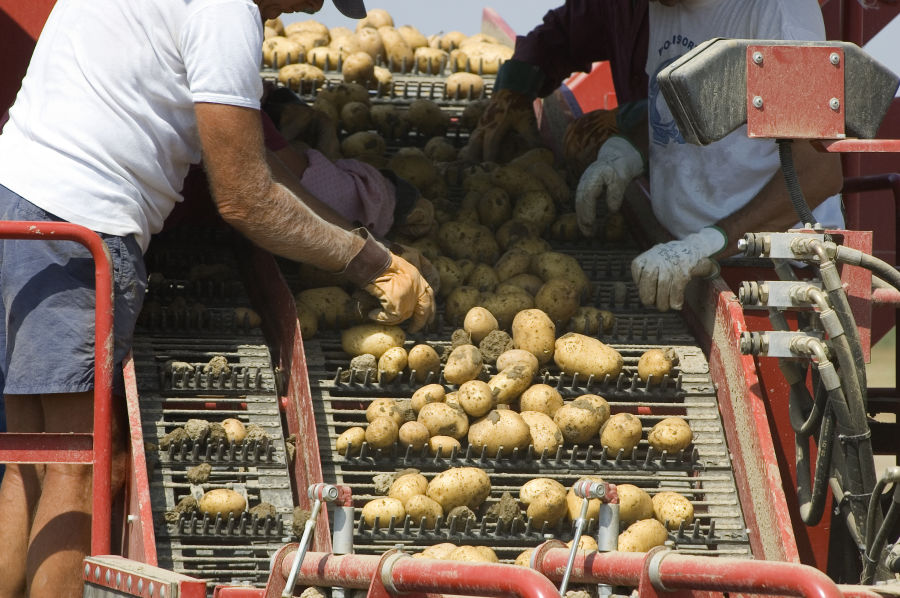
[[0, 184, 147, 395]]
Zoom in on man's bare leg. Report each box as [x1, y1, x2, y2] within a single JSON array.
[[26, 391, 94, 598], [0, 395, 45, 598]]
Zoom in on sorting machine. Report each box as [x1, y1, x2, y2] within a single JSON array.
[[1, 3, 900, 598]]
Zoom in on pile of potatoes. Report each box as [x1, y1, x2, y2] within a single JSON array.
[[264, 9, 512, 81], [335, 309, 693, 461], [159, 417, 269, 450]]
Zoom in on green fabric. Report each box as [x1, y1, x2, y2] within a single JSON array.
[[494, 59, 546, 99]]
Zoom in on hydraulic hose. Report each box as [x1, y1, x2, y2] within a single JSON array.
[[861, 468, 900, 584], [794, 399, 835, 526], [778, 140, 817, 227], [835, 245, 900, 294]]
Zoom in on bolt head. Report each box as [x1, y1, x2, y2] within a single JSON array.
[[752, 51, 764, 65], [829, 97, 841, 111], [830, 52, 840, 65], [737, 238, 748, 251], [752, 96, 764, 109]]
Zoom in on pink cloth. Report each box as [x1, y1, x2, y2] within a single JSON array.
[[300, 149, 396, 237]]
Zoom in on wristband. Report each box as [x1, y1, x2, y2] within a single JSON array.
[[338, 227, 392, 287], [494, 59, 546, 99]]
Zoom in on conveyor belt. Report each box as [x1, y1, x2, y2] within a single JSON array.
[[299, 246, 753, 562]]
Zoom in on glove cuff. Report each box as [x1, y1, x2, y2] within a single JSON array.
[[598, 135, 646, 177], [339, 227, 393, 287], [494, 59, 545, 99], [695, 225, 729, 258]]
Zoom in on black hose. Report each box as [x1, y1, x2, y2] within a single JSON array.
[[861, 487, 900, 584], [788, 374, 827, 437], [858, 252, 900, 293], [778, 140, 817, 227], [795, 402, 836, 526]]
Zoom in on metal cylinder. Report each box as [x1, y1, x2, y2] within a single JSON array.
[[596, 504, 620, 552], [332, 506, 355, 555]]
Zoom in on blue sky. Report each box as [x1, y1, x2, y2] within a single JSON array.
[[281, 2, 554, 39]]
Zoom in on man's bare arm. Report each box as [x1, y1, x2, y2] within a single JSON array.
[[195, 102, 362, 272], [714, 140, 844, 255]]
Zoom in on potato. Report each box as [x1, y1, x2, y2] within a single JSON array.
[[503, 273, 544, 296], [648, 417, 693, 454], [406, 99, 450, 137], [428, 435, 461, 456], [534, 278, 579, 325], [462, 307, 498, 345], [341, 131, 386, 158], [263, 37, 302, 68], [356, 27, 385, 61], [520, 478, 567, 527], [445, 72, 485, 99], [199, 489, 246, 518], [378, 346, 408, 383], [362, 497, 405, 528], [220, 418, 247, 444], [312, 96, 339, 122], [370, 104, 409, 138], [295, 286, 357, 329], [366, 398, 404, 426], [481, 292, 534, 330], [265, 17, 285, 35], [330, 33, 362, 55], [652, 492, 695, 530], [438, 222, 500, 263], [407, 344, 442, 382], [357, 9, 394, 30], [513, 190, 556, 232], [495, 349, 539, 374], [638, 348, 678, 385], [285, 20, 328, 37], [277, 63, 326, 92], [296, 302, 318, 339], [519, 384, 563, 417], [388, 153, 437, 191], [423, 137, 457, 162], [617, 484, 654, 525], [578, 394, 611, 423], [365, 416, 399, 449], [530, 252, 590, 297], [378, 27, 414, 71], [472, 188, 511, 230], [550, 213, 580, 241], [530, 161, 571, 206], [554, 333, 624, 382], [336, 426, 366, 456], [494, 248, 532, 282], [468, 410, 531, 456], [388, 473, 428, 504], [553, 399, 606, 445], [414, 46, 448, 74], [465, 264, 498, 293], [445, 286, 482, 327], [568, 306, 615, 336], [510, 237, 552, 255], [411, 383, 445, 413], [457, 380, 495, 418], [511, 309, 556, 365], [520, 411, 563, 455], [491, 165, 544, 196], [567, 535, 599, 552], [318, 82, 370, 108], [443, 344, 483, 386], [426, 467, 491, 512], [618, 519, 668, 552], [515, 549, 534, 567], [341, 324, 405, 358], [372, 65, 393, 90], [450, 42, 513, 74], [405, 494, 443, 528], [398, 421, 430, 451], [341, 50, 375, 85], [418, 402, 469, 440], [341, 102, 372, 133], [564, 475, 606, 521], [288, 30, 329, 54], [448, 546, 498, 563], [600, 413, 643, 457], [495, 220, 539, 251], [307, 46, 342, 70], [421, 542, 457, 560], [487, 364, 533, 404]]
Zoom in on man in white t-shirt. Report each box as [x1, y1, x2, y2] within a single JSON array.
[[577, 0, 844, 311], [0, 1, 433, 596]]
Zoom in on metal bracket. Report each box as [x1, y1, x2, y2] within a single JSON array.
[[738, 232, 827, 260], [739, 330, 825, 358], [738, 280, 823, 309]]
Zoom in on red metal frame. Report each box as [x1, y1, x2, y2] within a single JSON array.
[[0, 220, 115, 556], [83, 555, 207, 598]]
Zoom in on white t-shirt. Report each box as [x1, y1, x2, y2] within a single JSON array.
[[647, 0, 844, 240], [0, 0, 264, 251]]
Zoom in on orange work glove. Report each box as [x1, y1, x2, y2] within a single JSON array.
[[391, 243, 441, 296], [364, 253, 435, 333]]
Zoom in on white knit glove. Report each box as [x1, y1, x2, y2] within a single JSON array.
[[631, 226, 727, 312], [575, 136, 644, 236]]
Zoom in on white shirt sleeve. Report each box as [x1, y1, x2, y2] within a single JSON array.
[[181, 0, 263, 109]]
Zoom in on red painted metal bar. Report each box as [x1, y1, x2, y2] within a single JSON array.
[[533, 547, 844, 598], [0, 433, 93, 462], [0, 220, 114, 555], [277, 551, 561, 598], [121, 351, 158, 565], [814, 139, 900, 153]]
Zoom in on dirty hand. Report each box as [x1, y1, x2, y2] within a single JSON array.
[[391, 242, 441, 296], [631, 226, 726, 311], [575, 136, 644, 236], [365, 253, 435, 332], [458, 89, 540, 163]]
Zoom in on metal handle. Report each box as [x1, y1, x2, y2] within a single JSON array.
[[561, 482, 617, 594], [282, 484, 339, 598]]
